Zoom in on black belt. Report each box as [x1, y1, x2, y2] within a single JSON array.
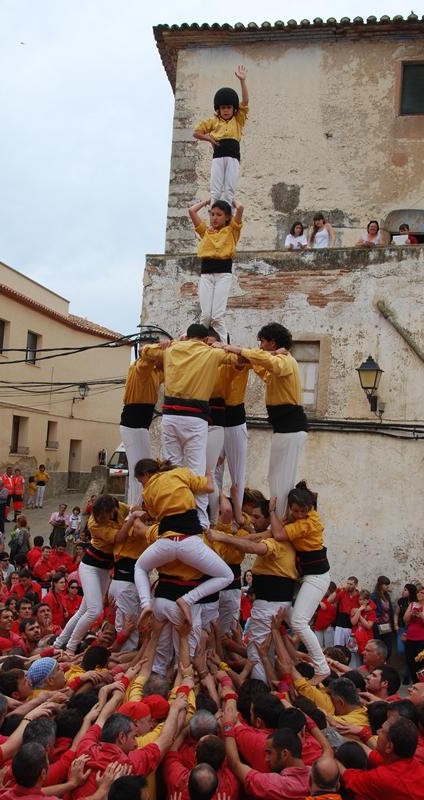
[[266, 404, 309, 433], [158, 509, 202, 537]]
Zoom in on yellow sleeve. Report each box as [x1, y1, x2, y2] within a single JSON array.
[[195, 221, 207, 238], [241, 349, 293, 377], [294, 677, 335, 714], [127, 674, 146, 702], [142, 344, 164, 364], [194, 116, 215, 134], [284, 514, 324, 543]]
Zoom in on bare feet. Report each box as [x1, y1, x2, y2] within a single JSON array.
[[176, 597, 192, 627]]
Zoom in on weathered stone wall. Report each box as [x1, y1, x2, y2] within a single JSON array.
[[165, 37, 424, 253], [142, 246, 424, 590]]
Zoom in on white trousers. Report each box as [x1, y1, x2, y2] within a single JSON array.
[[246, 599, 293, 683], [219, 588, 241, 635], [35, 485, 46, 507], [119, 425, 151, 506], [210, 156, 240, 206], [199, 273, 232, 344], [108, 579, 140, 651], [288, 572, 331, 675], [315, 627, 335, 649], [134, 537, 233, 609], [224, 423, 248, 508], [334, 626, 353, 647], [162, 415, 209, 529], [206, 425, 224, 524], [152, 597, 202, 674], [54, 563, 110, 652], [199, 600, 220, 630], [269, 431, 308, 517]]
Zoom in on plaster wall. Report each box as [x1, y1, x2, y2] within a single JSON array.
[[165, 38, 424, 253]]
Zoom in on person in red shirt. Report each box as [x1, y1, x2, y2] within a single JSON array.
[[27, 537, 45, 573], [0, 741, 62, 800], [73, 690, 188, 799], [340, 716, 424, 799], [63, 579, 82, 618], [14, 570, 42, 603], [32, 545, 55, 588], [11, 597, 33, 635], [43, 573, 69, 629], [49, 545, 75, 574], [313, 581, 337, 649], [163, 734, 240, 800], [35, 603, 62, 639], [334, 577, 360, 647], [361, 665, 402, 702], [0, 608, 25, 650]]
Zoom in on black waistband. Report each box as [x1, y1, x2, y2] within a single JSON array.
[[226, 563, 242, 591], [252, 573, 296, 602], [209, 396, 226, 427], [83, 545, 114, 570], [163, 396, 210, 421], [158, 509, 203, 536], [120, 403, 155, 429], [297, 548, 330, 576], [113, 557, 136, 582], [335, 612, 352, 629], [225, 403, 246, 427], [266, 404, 309, 433], [201, 258, 233, 274], [212, 138, 240, 160], [155, 574, 200, 601]]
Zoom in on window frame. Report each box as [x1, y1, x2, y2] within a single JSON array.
[[26, 330, 39, 365], [400, 61, 424, 116]]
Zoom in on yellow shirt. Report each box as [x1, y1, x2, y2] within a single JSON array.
[[241, 349, 302, 406], [212, 524, 250, 565], [284, 510, 325, 552], [114, 523, 149, 560], [87, 503, 129, 553], [294, 678, 369, 726], [220, 363, 250, 405], [35, 470, 50, 484], [195, 217, 242, 260], [194, 104, 248, 142], [123, 358, 162, 405], [143, 467, 208, 523], [143, 340, 235, 403], [253, 537, 298, 580]]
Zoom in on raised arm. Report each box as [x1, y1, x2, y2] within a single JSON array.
[[235, 64, 249, 105], [207, 528, 267, 556], [232, 201, 244, 224], [188, 198, 210, 227]]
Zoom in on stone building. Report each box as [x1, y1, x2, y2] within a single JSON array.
[[143, 15, 424, 587], [0, 261, 131, 495]]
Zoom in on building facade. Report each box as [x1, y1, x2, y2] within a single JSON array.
[[0, 261, 131, 494], [141, 15, 424, 587]]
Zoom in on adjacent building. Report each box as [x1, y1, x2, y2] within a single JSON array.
[[0, 261, 131, 493]]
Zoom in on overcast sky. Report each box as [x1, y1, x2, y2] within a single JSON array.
[[0, 0, 415, 334]]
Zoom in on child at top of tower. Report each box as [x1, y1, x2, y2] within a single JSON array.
[[193, 65, 248, 206]]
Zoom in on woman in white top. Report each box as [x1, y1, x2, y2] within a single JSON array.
[[308, 213, 336, 249], [355, 220, 383, 248], [285, 221, 307, 251]]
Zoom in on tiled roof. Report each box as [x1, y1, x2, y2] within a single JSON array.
[[0, 283, 128, 341], [154, 13, 423, 90]]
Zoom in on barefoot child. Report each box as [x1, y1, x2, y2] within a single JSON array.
[[194, 65, 248, 205], [270, 481, 331, 682], [189, 198, 243, 344], [133, 459, 233, 625]]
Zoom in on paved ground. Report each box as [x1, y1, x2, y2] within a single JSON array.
[[4, 489, 88, 548]]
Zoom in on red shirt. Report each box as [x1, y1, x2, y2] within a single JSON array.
[[32, 557, 55, 584], [27, 547, 43, 571], [244, 765, 311, 800], [43, 590, 68, 628], [49, 551, 75, 574], [0, 788, 60, 800], [336, 588, 360, 625], [73, 724, 161, 799], [63, 592, 82, 617], [163, 751, 240, 800], [234, 724, 274, 772], [14, 582, 42, 602], [343, 753, 424, 799], [314, 598, 337, 631]]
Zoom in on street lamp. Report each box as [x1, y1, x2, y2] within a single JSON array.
[[71, 383, 90, 417], [356, 355, 385, 418]]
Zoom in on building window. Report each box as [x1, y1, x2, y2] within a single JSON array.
[[26, 331, 39, 364], [0, 320, 6, 355], [400, 63, 424, 115], [46, 421, 59, 449], [10, 416, 29, 455], [291, 341, 320, 412]]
